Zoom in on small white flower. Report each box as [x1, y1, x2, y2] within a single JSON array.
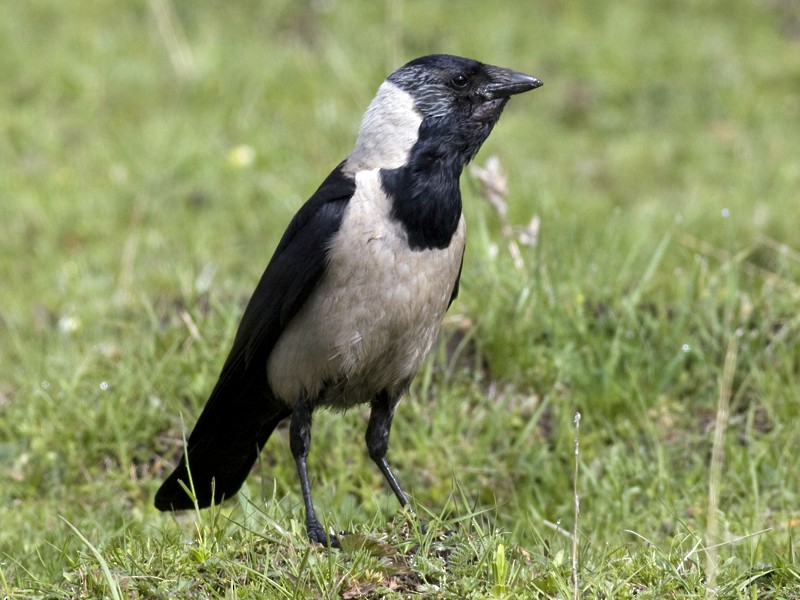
[[58, 316, 81, 334]]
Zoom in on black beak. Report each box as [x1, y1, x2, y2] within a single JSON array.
[[482, 66, 542, 100]]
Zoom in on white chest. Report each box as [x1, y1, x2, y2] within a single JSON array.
[[267, 169, 465, 408]]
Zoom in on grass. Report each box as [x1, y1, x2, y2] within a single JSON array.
[[2, 0, 800, 597]]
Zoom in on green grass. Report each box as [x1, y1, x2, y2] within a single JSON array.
[[2, 0, 800, 597]]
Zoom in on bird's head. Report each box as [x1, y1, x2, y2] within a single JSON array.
[[390, 54, 541, 124], [347, 54, 541, 172]]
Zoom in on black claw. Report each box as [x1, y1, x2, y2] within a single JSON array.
[[307, 522, 340, 548]]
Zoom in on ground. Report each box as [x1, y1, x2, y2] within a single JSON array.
[[1, 1, 799, 597]]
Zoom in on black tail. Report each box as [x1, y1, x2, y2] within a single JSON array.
[[154, 355, 292, 511]]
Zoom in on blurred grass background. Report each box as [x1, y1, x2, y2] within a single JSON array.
[[1, 0, 799, 596]]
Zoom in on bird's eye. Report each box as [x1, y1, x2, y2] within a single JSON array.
[[451, 73, 469, 89]]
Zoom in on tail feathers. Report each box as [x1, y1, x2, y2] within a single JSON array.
[[154, 359, 291, 511]]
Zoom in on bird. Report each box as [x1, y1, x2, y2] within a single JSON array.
[[154, 54, 541, 547]]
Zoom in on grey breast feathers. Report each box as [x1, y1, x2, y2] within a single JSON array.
[[266, 169, 465, 409]]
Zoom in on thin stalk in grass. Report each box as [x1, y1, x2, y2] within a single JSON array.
[[572, 411, 581, 600], [59, 517, 123, 600], [471, 156, 533, 273], [705, 330, 740, 595], [148, 0, 197, 80]]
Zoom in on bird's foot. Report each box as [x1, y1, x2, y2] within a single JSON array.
[[307, 521, 340, 549]]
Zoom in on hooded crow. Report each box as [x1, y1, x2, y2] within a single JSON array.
[[155, 54, 541, 546]]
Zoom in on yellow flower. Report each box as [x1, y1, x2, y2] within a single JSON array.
[[227, 144, 255, 168]]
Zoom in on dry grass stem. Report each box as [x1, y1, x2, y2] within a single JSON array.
[[572, 411, 581, 600], [471, 156, 526, 272], [705, 331, 740, 595], [543, 519, 574, 540], [678, 233, 800, 298], [149, 0, 197, 80]]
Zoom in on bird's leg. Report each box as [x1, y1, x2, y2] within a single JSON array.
[[366, 392, 417, 518], [290, 393, 339, 548]]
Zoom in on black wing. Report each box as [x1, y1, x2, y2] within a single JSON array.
[[448, 247, 465, 308], [235, 161, 355, 368], [155, 162, 355, 511]]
